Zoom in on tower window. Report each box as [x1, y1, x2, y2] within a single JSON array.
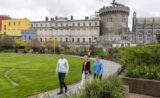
[[107, 18, 112, 22], [122, 18, 127, 22]]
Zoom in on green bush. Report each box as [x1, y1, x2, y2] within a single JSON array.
[[125, 64, 160, 80], [91, 48, 108, 58], [65, 75, 125, 98], [108, 44, 160, 80]]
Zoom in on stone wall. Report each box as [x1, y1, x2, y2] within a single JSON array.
[[121, 76, 160, 97]]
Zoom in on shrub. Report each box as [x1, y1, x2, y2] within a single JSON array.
[[65, 75, 125, 98], [91, 48, 108, 58], [108, 44, 160, 80]]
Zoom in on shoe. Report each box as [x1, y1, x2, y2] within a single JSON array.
[[57, 91, 63, 95], [65, 87, 68, 93]]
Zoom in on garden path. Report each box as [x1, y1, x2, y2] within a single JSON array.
[[28, 58, 121, 98]]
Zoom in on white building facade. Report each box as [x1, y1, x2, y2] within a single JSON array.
[[30, 17, 100, 46]]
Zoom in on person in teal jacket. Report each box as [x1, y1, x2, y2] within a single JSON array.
[[93, 55, 104, 80]]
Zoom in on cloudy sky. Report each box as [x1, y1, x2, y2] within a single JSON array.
[[0, 0, 160, 27]]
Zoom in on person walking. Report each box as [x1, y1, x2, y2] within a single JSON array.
[[56, 53, 69, 95], [93, 55, 104, 80], [79, 55, 91, 88]]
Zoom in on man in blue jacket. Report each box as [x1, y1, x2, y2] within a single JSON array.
[[93, 55, 104, 80]]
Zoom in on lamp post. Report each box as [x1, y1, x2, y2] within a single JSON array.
[[54, 37, 55, 54]]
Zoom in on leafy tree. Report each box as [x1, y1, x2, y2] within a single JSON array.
[[15, 38, 27, 49], [0, 34, 15, 49], [156, 33, 160, 43], [43, 39, 59, 49], [27, 38, 41, 48]]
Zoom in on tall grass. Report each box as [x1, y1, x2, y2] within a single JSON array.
[[65, 75, 125, 98]]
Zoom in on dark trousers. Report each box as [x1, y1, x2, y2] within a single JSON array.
[[94, 73, 102, 80], [58, 72, 67, 91]]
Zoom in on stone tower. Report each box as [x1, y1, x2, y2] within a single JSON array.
[[99, 1, 130, 39]]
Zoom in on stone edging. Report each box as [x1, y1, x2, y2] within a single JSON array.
[[4, 68, 19, 87]]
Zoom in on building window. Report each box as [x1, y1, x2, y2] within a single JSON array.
[[72, 23, 75, 26], [4, 25, 6, 30], [83, 38, 85, 42], [29, 36, 31, 40], [61, 23, 63, 26], [78, 23, 80, 26], [94, 37, 97, 41], [14, 22, 16, 26], [50, 23, 52, 26], [72, 38, 74, 42], [138, 34, 143, 40], [89, 38, 91, 43], [89, 22, 91, 26], [122, 18, 127, 22], [36, 24, 38, 27], [147, 34, 151, 39], [41, 24, 43, 27], [66, 24, 68, 26], [8, 22, 11, 26], [95, 22, 97, 26], [45, 24, 47, 27], [107, 18, 112, 22], [31, 24, 33, 27], [83, 23, 85, 26], [24, 35, 26, 41], [77, 38, 80, 42], [18, 21, 20, 26], [40, 38, 42, 42], [66, 38, 68, 42]]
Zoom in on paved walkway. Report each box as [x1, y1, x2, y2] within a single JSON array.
[[28, 59, 121, 98]]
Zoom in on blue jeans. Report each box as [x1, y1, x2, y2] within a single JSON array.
[[58, 72, 67, 90]]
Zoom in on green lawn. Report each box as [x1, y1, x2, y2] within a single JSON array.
[[0, 53, 85, 98]]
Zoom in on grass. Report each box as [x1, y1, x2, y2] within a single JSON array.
[[0, 53, 86, 98]]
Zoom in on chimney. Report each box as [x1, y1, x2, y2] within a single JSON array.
[[45, 17, 49, 21], [55, 16, 58, 20], [85, 16, 89, 20], [70, 16, 73, 20]]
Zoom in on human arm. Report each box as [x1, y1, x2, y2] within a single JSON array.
[[66, 59, 69, 75], [99, 62, 104, 75], [56, 59, 59, 75]]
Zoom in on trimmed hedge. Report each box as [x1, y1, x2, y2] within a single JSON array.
[[108, 44, 160, 80]]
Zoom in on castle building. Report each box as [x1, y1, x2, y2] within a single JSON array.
[[99, 3, 130, 43], [1, 18, 31, 39], [30, 16, 100, 46], [132, 12, 160, 44]]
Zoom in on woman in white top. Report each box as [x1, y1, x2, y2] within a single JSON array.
[[56, 53, 69, 95]]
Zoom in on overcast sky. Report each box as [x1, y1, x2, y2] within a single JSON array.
[[0, 0, 160, 27]]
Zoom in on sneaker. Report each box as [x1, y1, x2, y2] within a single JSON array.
[[65, 87, 68, 93], [57, 91, 63, 95]]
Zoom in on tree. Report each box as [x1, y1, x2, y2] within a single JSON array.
[[0, 34, 15, 49], [43, 39, 59, 49], [156, 33, 160, 43], [27, 38, 41, 48], [15, 38, 27, 49], [43, 39, 59, 54]]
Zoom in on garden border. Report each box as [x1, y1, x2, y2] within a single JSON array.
[[121, 76, 160, 97]]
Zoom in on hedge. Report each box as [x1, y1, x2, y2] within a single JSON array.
[[108, 44, 160, 80]]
